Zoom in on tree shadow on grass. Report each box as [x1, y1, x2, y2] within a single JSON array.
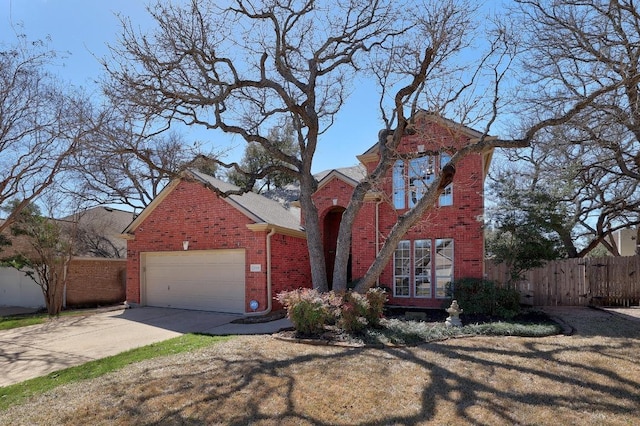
[[64, 330, 640, 426]]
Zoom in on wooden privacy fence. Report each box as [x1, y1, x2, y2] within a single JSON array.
[[485, 255, 640, 307]]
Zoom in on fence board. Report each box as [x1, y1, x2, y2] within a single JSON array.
[[485, 255, 640, 307]]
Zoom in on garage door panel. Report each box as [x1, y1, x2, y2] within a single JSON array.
[[144, 250, 245, 313]]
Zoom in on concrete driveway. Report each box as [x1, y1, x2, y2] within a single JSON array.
[[0, 307, 288, 387]]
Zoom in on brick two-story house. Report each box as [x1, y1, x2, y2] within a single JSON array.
[[122, 112, 492, 313]]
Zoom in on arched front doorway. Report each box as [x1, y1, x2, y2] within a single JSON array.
[[323, 207, 352, 290]]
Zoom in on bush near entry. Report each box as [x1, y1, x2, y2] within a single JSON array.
[[277, 287, 388, 335], [448, 278, 521, 319]]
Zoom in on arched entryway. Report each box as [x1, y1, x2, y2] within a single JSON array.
[[323, 207, 352, 290]]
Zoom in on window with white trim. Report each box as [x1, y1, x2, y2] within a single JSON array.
[[409, 156, 434, 208], [435, 239, 454, 298], [392, 160, 405, 209], [393, 240, 411, 297], [439, 154, 453, 206], [414, 239, 431, 297], [392, 154, 452, 209], [393, 238, 454, 299]]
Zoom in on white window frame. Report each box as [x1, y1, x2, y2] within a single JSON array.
[[393, 160, 405, 209], [408, 156, 434, 208], [435, 238, 454, 298], [414, 239, 432, 298], [439, 153, 453, 206], [393, 240, 411, 297]]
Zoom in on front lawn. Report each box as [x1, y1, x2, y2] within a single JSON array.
[[1, 307, 637, 425], [0, 333, 231, 411]]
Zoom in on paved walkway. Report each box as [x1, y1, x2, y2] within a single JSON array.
[[0, 307, 292, 387]]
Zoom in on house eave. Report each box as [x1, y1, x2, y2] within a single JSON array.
[[246, 223, 306, 239]]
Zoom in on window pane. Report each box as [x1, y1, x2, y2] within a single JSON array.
[[394, 240, 410, 297], [414, 239, 431, 298], [439, 154, 453, 206], [439, 184, 453, 206], [408, 156, 433, 207], [393, 160, 405, 209], [435, 239, 454, 298]]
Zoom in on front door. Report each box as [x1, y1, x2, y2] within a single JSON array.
[[323, 207, 352, 290]]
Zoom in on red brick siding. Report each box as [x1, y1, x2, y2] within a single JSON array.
[[270, 233, 312, 310], [313, 118, 486, 308], [65, 258, 126, 307], [126, 180, 309, 313]]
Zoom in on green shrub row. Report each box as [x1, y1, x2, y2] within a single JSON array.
[[276, 287, 388, 335], [447, 278, 521, 319]]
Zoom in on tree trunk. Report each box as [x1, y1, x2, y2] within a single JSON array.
[[299, 174, 329, 292]]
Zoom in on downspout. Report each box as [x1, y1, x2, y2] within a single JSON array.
[[376, 200, 382, 286], [245, 226, 276, 316]]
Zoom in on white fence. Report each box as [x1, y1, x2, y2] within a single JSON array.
[[0, 267, 43, 308]]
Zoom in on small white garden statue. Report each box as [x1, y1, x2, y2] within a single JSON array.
[[445, 300, 463, 327]]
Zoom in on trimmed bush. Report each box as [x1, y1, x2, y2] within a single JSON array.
[[364, 287, 388, 327], [276, 288, 330, 335], [277, 287, 388, 335], [338, 291, 370, 334], [448, 278, 521, 319]]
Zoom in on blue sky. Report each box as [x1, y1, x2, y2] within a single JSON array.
[[0, 0, 506, 174]]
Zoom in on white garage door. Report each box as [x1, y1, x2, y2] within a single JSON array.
[[143, 250, 245, 313]]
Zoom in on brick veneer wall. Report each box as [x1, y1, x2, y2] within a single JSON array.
[[126, 180, 310, 313], [270, 233, 311, 310], [312, 117, 486, 308], [65, 258, 126, 307]]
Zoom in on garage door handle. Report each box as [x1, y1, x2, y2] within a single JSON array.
[[168, 285, 170, 291]]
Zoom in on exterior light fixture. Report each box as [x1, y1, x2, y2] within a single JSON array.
[[182, 241, 189, 250]]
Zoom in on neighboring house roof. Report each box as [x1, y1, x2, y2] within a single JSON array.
[[0, 206, 133, 260], [123, 169, 303, 236], [0, 219, 36, 260], [61, 207, 135, 258]]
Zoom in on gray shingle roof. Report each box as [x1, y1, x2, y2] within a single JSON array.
[[315, 164, 367, 185], [188, 170, 302, 231]]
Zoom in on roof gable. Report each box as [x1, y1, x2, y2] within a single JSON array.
[[315, 165, 366, 191], [122, 170, 302, 236], [359, 111, 494, 158]]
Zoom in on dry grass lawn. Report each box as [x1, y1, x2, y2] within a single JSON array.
[[1, 307, 639, 425]]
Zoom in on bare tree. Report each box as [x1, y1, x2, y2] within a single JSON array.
[[509, 0, 640, 254], [65, 122, 208, 211], [490, 138, 640, 258], [2, 201, 74, 316], [0, 36, 92, 233], [104, 0, 528, 291]]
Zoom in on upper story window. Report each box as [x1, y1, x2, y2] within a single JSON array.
[[439, 154, 453, 207], [393, 153, 452, 209]]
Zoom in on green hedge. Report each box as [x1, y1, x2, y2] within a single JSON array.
[[448, 278, 521, 319]]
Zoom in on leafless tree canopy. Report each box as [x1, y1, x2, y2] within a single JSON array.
[[503, 0, 640, 253], [104, 0, 523, 291], [0, 37, 93, 233]]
